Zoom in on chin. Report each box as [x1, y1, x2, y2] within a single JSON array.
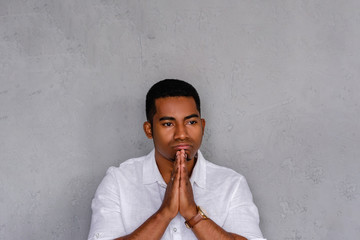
[[186, 151, 197, 161], [167, 150, 197, 162]]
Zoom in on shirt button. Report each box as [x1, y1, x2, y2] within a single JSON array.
[[173, 227, 177, 232]]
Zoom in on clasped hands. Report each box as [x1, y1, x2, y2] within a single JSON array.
[[159, 149, 198, 221]]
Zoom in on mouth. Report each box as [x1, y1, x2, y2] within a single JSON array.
[[173, 144, 192, 151]]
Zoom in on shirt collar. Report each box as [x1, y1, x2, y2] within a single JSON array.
[[142, 149, 166, 186], [142, 149, 207, 189], [190, 150, 206, 189]]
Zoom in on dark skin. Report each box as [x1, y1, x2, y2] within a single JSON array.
[[115, 97, 247, 240]]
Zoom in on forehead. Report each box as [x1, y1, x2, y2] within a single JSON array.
[[154, 97, 198, 117]]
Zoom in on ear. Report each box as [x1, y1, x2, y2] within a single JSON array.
[[143, 121, 153, 139], [201, 118, 206, 135]]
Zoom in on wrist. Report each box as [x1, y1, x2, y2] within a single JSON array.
[[183, 204, 198, 220], [184, 206, 209, 229], [157, 207, 175, 222]]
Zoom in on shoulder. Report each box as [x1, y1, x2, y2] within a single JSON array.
[[105, 154, 147, 182], [119, 155, 146, 170], [201, 157, 247, 193], [198, 151, 243, 180], [204, 160, 255, 201], [206, 160, 244, 181]]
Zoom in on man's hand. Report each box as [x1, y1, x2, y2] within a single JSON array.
[[158, 150, 197, 221], [158, 152, 181, 220], [178, 149, 197, 220]]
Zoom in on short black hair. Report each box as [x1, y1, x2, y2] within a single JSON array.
[[146, 79, 201, 124]]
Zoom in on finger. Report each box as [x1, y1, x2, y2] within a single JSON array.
[[175, 161, 181, 182], [177, 150, 182, 163], [180, 150, 188, 178], [174, 152, 180, 179], [170, 152, 181, 181], [179, 149, 185, 165], [175, 151, 181, 169], [173, 156, 181, 182], [182, 158, 189, 179], [180, 159, 188, 190], [178, 150, 184, 182], [174, 151, 179, 168], [171, 163, 180, 196], [183, 149, 188, 162]]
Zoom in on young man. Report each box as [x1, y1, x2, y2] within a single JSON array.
[[88, 79, 265, 240]]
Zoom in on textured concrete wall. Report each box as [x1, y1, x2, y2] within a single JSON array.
[[1, 1, 359, 239]]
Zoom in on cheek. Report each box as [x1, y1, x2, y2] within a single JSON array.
[[192, 128, 204, 141], [153, 129, 172, 144]]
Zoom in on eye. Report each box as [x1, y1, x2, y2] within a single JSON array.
[[187, 120, 197, 125], [162, 122, 173, 127]]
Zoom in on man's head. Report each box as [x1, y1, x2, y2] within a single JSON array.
[[145, 79, 201, 125], [143, 79, 205, 163]]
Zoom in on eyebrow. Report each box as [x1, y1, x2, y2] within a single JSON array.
[[159, 114, 199, 122], [184, 114, 200, 120], [159, 116, 175, 121]]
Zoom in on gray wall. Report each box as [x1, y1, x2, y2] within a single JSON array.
[[1, 1, 359, 239]]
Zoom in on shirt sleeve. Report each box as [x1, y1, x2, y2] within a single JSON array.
[[222, 176, 266, 240], [88, 167, 126, 240]]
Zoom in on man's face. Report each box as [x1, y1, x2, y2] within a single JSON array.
[[145, 96, 205, 162]]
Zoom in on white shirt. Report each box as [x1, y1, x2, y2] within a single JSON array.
[[88, 149, 265, 240]]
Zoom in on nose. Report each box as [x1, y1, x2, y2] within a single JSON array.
[[174, 124, 188, 140]]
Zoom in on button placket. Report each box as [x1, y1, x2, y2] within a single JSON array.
[[171, 213, 183, 239]]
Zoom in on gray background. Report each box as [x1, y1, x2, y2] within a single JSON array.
[[1, 0, 359, 239]]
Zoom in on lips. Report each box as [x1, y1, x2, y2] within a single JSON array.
[[173, 144, 192, 150]]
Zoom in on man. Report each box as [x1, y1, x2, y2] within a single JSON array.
[[88, 79, 265, 240]]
